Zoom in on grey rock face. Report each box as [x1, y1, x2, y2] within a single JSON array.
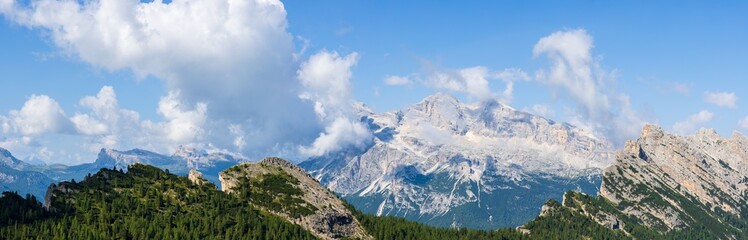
[[43, 182, 78, 210], [600, 124, 748, 232]]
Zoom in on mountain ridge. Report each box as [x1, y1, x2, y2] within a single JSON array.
[[519, 124, 748, 239], [302, 92, 614, 229], [0, 146, 247, 201]]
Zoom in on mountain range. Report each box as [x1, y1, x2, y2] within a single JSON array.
[[4, 93, 748, 239], [2, 123, 748, 239], [301, 93, 613, 229], [0, 146, 245, 200]]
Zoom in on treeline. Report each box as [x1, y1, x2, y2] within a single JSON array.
[[347, 199, 627, 240], [0, 164, 315, 240]]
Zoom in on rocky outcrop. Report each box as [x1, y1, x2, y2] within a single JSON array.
[[43, 182, 78, 210], [515, 125, 748, 239], [188, 169, 208, 186], [220, 158, 371, 240], [600, 124, 748, 232]]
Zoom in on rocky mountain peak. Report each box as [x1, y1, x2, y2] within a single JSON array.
[[0, 147, 22, 167], [420, 92, 460, 105], [414, 93, 465, 128], [172, 145, 202, 158], [94, 148, 119, 165], [601, 125, 748, 232], [302, 92, 613, 229], [640, 124, 664, 139], [220, 159, 371, 239], [0, 147, 12, 158], [94, 148, 177, 170], [696, 127, 719, 137], [732, 131, 747, 141]]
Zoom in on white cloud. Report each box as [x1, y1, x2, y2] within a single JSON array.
[[299, 117, 371, 157], [155, 91, 207, 144], [0, 0, 13, 15], [70, 86, 145, 151], [298, 50, 358, 118], [1, 0, 328, 160], [70, 114, 108, 136], [493, 68, 530, 103], [534, 29, 610, 119], [298, 50, 372, 157], [524, 104, 556, 118], [704, 91, 738, 108], [672, 110, 714, 135], [0, 86, 216, 163], [71, 86, 119, 136], [228, 124, 246, 151], [9, 95, 74, 136], [384, 75, 413, 86], [533, 28, 646, 145], [493, 68, 531, 82], [739, 116, 748, 130], [424, 66, 527, 103], [1, 115, 9, 134], [458, 67, 493, 101]]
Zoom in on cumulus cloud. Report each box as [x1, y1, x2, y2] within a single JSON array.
[[154, 91, 207, 143], [534, 29, 610, 119], [533, 28, 646, 145], [298, 50, 372, 157], [672, 110, 714, 135], [1, 86, 214, 159], [298, 50, 358, 117], [704, 91, 738, 108], [457, 67, 493, 101], [298, 117, 371, 157], [9, 95, 74, 136], [383, 75, 414, 86], [1, 0, 328, 160], [71, 86, 118, 136], [424, 66, 528, 103]]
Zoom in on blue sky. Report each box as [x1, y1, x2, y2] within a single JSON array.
[[0, 0, 746, 164]]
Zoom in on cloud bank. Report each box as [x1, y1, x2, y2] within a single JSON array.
[[0, 0, 372, 162]]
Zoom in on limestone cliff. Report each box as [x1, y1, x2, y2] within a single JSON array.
[[600, 124, 748, 232]]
